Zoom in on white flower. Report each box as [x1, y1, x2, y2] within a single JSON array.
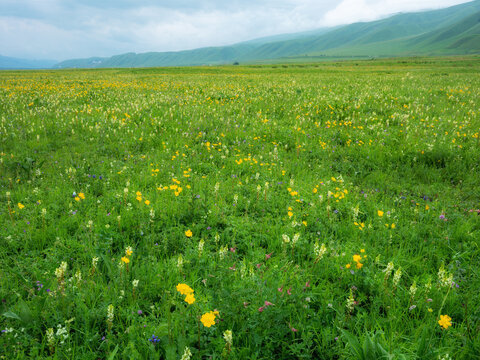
[[393, 268, 402, 287], [314, 242, 327, 259], [223, 329, 233, 347], [132, 279, 139, 288], [409, 281, 417, 297], [180, 347, 192, 360]]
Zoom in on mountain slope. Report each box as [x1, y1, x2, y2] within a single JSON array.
[[53, 0, 480, 68], [0, 55, 57, 69]]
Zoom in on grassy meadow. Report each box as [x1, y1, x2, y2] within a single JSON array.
[[0, 57, 479, 359]]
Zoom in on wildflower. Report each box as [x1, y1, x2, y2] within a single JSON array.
[[218, 245, 228, 259], [185, 229, 193, 238], [121, 256, 130, 264], [292, 233, 300, 245], [384, 262, 394, 280], [55, 261, 68, 280], [438, 265, 453, 288], [282, 234, 290, 244], [224, 329, 233, 349], [356, 262, 363, 269], [198, 239, 205, 255], [314, 242, 327, 259], [78, 192, 85, 200], [18, 203, 25, 209], [180, 347, 192, 360], [346, 289, 355, 312], [438, 314, 452, 329], [107, 304, 114, 330], [409, 281, 417, 297], [149, 334, 160, 343], [144, 200, 150, 205], [184, 293, 195, 304], [352, 254, 362, 263], [176, 283, 194, 296], [200, 311, 219, 328], [346, 263, 351, 269], [177, 254, 184, 269], [132, 279, 139, 288], [377, 210, 384, 217], [46, 327, 55, 353], [125, 246, 133, 257], [393, 268, 402, 287]]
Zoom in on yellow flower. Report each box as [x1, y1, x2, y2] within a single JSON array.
[[438, 314, 452, 329], [313, 188, 318, 194], [176, 283, 194, 296], [356, 262, 363, 269], [346, 263, 351, 269], [391, 223, 396, 229], [360, 249, 365, 253], [200, 311, 219, 328], [75, 197, 80, 201], [144, 200, 150, 205], [185, 229, 193, 238], [352, 254, 362, 263], [125, 247, 133, 256], [136, 196, 142, 202], [18, 203, 25, 209], [121, 256, 130, 264], [288, 211, 293, 218], [378, 210, 384, 217], [78, 192, 85, 200], [184, 293, 195, 304]]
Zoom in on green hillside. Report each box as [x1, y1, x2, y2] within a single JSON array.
[[54, 0, 480, 68]]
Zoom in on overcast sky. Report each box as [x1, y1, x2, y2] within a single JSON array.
[[0, 0, 472, 61]]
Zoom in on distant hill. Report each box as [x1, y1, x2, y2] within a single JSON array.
[[49, 0, 480, 68], [0, 55, 57, 69]]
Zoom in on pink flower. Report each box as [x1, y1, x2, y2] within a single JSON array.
[[265, 252, 273, 260], [287, 288, 292, 295], [230, 247, 236, 253], [264, 301, 274, 306], [258, 306, 265, 312], [278, 286, 283, 292], [256, 263, 262, 269], [229, 264, 236, 270]]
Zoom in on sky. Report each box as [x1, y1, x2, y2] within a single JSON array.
[[0, 0, 472, 61]]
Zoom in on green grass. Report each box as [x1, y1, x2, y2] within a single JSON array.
[[1, 57, 480, 359]]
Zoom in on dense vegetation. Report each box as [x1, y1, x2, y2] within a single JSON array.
[[1, 57, 479, 359]]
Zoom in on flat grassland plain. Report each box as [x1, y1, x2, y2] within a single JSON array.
[[0, 57, 479, 359]]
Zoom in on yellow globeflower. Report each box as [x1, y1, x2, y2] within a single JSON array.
[[438, 315, 452, 329], [200, 311, 219, 328], [176, 283, 194, 296], [185, 293, 195, 305]]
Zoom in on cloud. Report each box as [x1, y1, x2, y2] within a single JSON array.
[[322, 0, 471, 26], [0, 0, 472, 60]]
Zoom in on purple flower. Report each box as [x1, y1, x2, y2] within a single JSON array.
[[137, 310, 143, 315]]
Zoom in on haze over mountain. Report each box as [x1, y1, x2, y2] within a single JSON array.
[[3, 0, 479, 69], [0, 55, 57, 70]]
